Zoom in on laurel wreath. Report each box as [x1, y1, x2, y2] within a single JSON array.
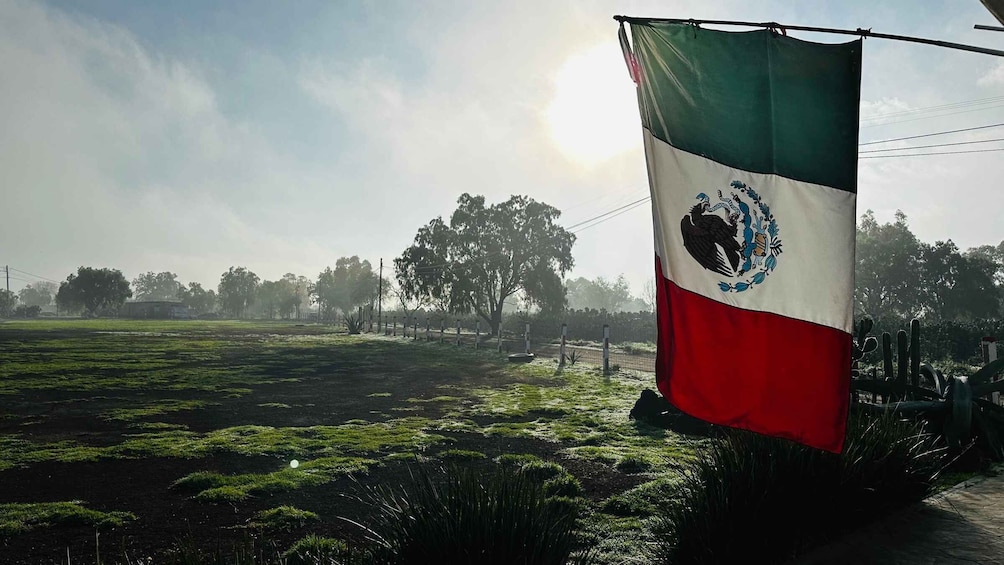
[[717, 180, 782, 293]]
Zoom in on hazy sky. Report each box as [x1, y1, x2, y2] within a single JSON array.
[[2, 0, 1003, 297]]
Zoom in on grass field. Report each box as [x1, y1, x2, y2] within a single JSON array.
[[0, 319, 700, 564]]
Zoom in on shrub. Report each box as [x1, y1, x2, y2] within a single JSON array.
[[652, 412, 948, 564], [520, 460, 568, 482], [354, 464, 591, 565], [345, 313, 365, 335]]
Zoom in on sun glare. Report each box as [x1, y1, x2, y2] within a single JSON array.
[[546, 42, 641, 165]]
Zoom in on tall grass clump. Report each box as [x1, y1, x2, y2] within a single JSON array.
[[353, 464, 591, 565], [653, 411, 948, 565]]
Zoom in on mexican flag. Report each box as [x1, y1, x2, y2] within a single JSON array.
[[624, 21, 861, 452]]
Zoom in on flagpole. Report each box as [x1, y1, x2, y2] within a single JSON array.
[[613, 16, 1004, 58]]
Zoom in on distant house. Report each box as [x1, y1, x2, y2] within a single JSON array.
[[121, 300, 191, 319]]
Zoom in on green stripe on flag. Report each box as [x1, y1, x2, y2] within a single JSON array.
[[632, 23, 861, 193]]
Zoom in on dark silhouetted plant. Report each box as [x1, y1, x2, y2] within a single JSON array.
[[652, 411, 947, 565], [349, 464, 592, 565], [344, 313, 365, 335]]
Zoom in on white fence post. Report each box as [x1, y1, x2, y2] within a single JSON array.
[[524, 323, 531, 355], [603, 324, 610, 373]]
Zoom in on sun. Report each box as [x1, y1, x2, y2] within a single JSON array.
[[546, 42, 642, 165]]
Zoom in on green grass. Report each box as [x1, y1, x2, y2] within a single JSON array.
[[249, 506, 320, 531], [0, 501, 135, 536], [0, 320, 698, 563]]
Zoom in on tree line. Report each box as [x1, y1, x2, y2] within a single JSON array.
[[3, 197, 1001, 334]]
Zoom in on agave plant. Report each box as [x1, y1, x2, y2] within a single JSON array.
[[344, 313, 365, 335], [562, 349, 581, 366]]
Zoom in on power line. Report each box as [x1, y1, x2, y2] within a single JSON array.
[[860, 95, 1004, 122], [859, 137, 1004, 153], [572, 198, 651, 233], [859, 147, 1004, 159], [861, 103, 1004, 128], [8, 267, 60, 284], [860, 122, 1004, 145], [565, 197, 651, 230]]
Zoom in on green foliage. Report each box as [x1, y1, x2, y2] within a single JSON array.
[[176, 281, 218, 315], [438, 449, 486, 461], [56, 266, 132, 316], [395, 193, 575, 335], [250, 506, 320, 531], [562, 349, 581, 365], [564, 275, 633, 312], [284, 534, 358, 565], [0, 289, 16, 317], [652, 412, 947, 564], [315, 257, 379, 322], [356, 465, 590, 565], [600, 478, 679, 517], [217, 266, 260, 318], [13, 304, 41, 318], [0, 501, 135, 536], [344, 312, 365, 335], [133, 271, 183, 301], [614, 454, 651, 474], [17, 281, 56, 308], [543, 474, 582, 497]]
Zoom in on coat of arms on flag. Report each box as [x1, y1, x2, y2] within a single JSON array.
[[620, 19, 861, 452]]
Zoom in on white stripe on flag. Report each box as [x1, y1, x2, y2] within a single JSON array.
[[645, 130, 856, 333]]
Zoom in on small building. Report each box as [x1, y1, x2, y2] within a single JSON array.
[[121, 300, 191, 319]]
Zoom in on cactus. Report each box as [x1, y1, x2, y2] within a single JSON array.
[[852, 318, 1004, 460]]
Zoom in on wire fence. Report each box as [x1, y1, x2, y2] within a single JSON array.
[[362, 312, 656, 373]]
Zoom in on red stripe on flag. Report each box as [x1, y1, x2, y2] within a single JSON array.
[[655, 257, 850, 453]]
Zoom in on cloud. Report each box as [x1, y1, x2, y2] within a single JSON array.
[[978, 61, 1004, 86]]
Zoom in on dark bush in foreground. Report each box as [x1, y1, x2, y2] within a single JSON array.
[[354, 465, 591, 565], [653, 412, 948, 565]]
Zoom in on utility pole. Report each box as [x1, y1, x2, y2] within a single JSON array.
[[5, 265, 8, 293], [377, 258, 383, 333]]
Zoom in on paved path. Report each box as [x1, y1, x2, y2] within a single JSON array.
[[796, 470, 1004, 565]]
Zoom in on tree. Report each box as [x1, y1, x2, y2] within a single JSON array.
[[17, 281, 57, 308], [855, 210, 924, 320], [920, 240, 1000, 321], [395, 193, 575, 335], [282, 273, 311, 319], [217, 267, 259, 318], [0, 290, 16, 317], [56, 267, 132, 316], [132, 271, 182, 301], [176, 282, 217, 315], [14, 304, 41, 318], [565, 275, 633, 312]]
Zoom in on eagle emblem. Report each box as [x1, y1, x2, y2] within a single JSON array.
[[680, 181, 782, 292]]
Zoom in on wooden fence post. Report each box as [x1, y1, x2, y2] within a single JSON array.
[[392, 316, 397, 337], [476, 320, 480, 349], [602, 324, 610, 373], [426, 317, 430, 341], [524, 323, 530, 355], [456, 319, 461, 346], [497, 318, 503, 352], [559, 323, 567, 366], [440, 318, 445, 343]]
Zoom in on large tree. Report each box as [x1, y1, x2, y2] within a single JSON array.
[[315, 258, 380, 320], [56, 267, 132, 316], [132, 271, 182, 301], [17, 281, 57, 308], [565, 275, 633, 312], [395, 193, 575, 335], [217, 267, 259, 318], [176, 282, 217, 315], [920, 240, 1000, 321], [855, 210, 924, 320], [0, 290, 16, 318]]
